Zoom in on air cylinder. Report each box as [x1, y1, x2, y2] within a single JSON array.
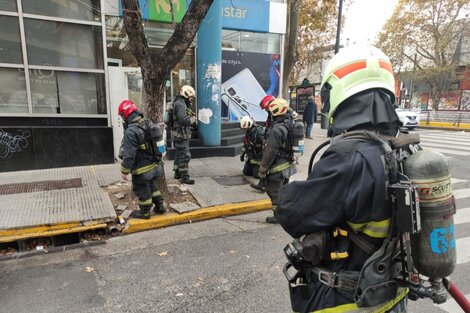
[[404, 150, 456, 279]]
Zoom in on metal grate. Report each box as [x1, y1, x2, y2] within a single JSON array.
[[0, 178, 83, 195], [212, 175, 249, 186]]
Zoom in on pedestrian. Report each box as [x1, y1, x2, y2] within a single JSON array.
[[239, 115, 265, 178], [171, 85, 196, 185], [276, 47, 408, 312], [302, 95, 317, 139], [258, 98, 297, 224], [118, 100, 165, 220]]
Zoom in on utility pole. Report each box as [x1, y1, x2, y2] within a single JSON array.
[[322, 0, 344, 129], [334, 0, 344, 54]]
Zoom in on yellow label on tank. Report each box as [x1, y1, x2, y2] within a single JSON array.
[[411, 175, 453, 202]]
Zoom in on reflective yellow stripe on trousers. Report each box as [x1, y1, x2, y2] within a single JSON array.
[[132, 163, 157, 175], [269, 161, 293, 174]]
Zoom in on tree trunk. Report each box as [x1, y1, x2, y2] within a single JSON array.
[[122, 0, 214, 197], [282, 0, 300, 97]]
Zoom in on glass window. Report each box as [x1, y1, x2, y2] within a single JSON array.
[[222, 30, 281, 54], [21, 0, 100, 21], [29, 68, 59, 113], [24, 19, 104, 69], [0, 0, 17, 11], [0, 68, 28, 113], [31, 70, 106, 114], [0, 16, 22, 64]]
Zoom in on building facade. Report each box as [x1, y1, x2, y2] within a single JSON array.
[[0, 0, 287, 172]]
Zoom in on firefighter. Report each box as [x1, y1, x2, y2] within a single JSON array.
[[239, 115, 265, 178], [118, 100, 165, 220], [171, 85, 196, 185], [276, 46, 408, 312], [259, 98, 297, 224]]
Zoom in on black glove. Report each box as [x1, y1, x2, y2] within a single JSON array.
[[240, 153, 245, 162]]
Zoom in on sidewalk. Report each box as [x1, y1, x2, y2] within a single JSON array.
[[4, 119, 470, 247], [0, 152, 275, 245]]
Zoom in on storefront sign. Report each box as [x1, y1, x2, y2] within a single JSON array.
[[118, 0, 285, 33], [221, 0, 270, 33], [120, 0, 186, 23]]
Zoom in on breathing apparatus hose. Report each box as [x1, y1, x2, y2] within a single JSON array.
[[308, 140, 330, 174], [443, 278, 470, 313]]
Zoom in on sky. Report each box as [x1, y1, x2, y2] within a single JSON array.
[[342, 0, 399, 47]]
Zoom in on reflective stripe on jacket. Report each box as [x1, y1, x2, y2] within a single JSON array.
[[120, 114, 157, 175]]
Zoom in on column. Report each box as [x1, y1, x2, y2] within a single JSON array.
[[196, 0, 222, 146]]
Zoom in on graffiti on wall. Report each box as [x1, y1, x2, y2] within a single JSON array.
[[0, 129, 31, 159]]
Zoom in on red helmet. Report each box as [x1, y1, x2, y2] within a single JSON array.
[[260, 95, 275, 110], [118, 100, 138, 119]]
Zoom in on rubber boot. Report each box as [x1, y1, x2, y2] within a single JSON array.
[[250, 182, 266, 193], [180, 173, 195, 185], [266, 210, 279, 224], [265, 215, 279, 224], [250, 178, 266, 193], [174, 170, 181, 180], [131, 210, 151, 220], [153, 197, 166, 214]]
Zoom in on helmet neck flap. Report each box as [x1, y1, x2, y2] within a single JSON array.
[[329, 89, 400, 137]]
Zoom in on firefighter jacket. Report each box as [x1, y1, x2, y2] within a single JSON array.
[[172, 95, 193, 140], [120, 112, 157, 176], [259, 115, 294, 176], [277, 137, 408, 313], [242, 124, 265, 163]]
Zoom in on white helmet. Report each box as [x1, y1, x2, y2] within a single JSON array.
[[180, 85, 195, 98], [239, 116, 253, 129], [268, 98, 289, 116], [320, 46, 395, 119]]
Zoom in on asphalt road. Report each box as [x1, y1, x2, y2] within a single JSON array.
[[1, 126, 470, 313]]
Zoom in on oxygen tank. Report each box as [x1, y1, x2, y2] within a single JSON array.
[[148, 123, 165, 157], [292, 121, 305, 158], [404, 150, 456, 279]]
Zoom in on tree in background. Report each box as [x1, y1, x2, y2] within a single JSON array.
[[122, 0, 214, 122], [283, 0, 345, 96], [122, 0, 213, 193], [377, 0, 470, 110]]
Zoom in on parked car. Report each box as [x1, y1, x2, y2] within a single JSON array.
[[396, 108, 420, 130]]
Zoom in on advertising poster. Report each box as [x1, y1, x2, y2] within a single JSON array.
[[221, 50, 280, 121], [296, 86, 314, 113]]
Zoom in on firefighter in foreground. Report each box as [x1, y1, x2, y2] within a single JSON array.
[[118, 100, 165, 220], [258, 98, 298, 224], [277, 47, 411, 312], [239, 115, 265, 178], [171, 85, 196, 185]]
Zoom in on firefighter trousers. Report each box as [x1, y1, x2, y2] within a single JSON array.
[[132, 166, 163, 213], [265, 173, 289, 213], [173, 138, 191, 174]]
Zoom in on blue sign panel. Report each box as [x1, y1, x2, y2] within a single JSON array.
[[221, 0, 270, 33]]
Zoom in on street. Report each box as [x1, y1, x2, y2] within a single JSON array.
[[1, 128, 470, 313]]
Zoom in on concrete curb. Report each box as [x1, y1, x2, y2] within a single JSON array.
[[0, 199, 272, 245], [419, 121, 470, 131], [123, 199, 272, 234], [0, 222, 108, 244]]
